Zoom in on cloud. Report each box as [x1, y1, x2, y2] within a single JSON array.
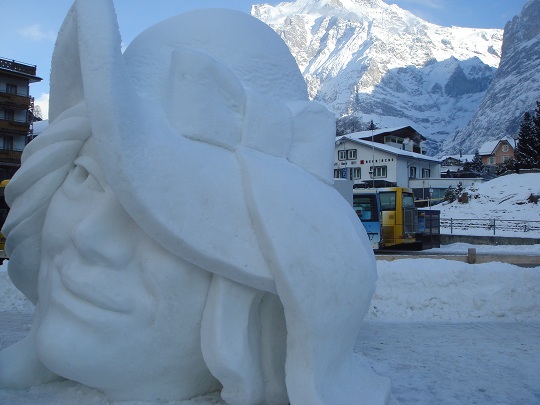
[[17, 24, 56, 42]]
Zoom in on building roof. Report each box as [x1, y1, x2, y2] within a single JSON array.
[[338, 137, 440, 163], [478, 138, 516, 156], [440, 154, 475, 163], [31, 120, 49, 136], [0, 57, 43, 83], [343, 126, 427, 141]]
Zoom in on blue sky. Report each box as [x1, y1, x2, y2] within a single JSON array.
[[1, 0, 527, 119]]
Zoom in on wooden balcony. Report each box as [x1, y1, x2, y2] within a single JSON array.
[[0, 119, 29, 136], [0, 91, 31, 108], [0, 149, 22, 162]]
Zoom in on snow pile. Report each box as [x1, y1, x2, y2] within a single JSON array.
[[437, 173, 540, 223], [368, 259, 540, 322]]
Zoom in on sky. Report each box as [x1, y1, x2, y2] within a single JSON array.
[[1, 0, 528, 120]]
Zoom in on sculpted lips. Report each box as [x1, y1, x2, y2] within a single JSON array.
[[53, 255, 133, 314]]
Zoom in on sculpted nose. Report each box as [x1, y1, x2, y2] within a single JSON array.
[[71, 192, 137, 266]]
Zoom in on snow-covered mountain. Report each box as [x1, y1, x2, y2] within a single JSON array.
[[443, 0, 540, 155], [252, 0, 503, 155]]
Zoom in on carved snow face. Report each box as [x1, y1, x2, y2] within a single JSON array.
[[0, 3, 388, 403], [34, 137, 219, 400]]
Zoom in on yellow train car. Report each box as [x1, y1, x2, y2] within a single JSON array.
[[353, 187, 418, 249]]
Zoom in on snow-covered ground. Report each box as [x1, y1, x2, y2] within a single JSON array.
[[1, 173, 539, 404], [437, 173, 540, 238]]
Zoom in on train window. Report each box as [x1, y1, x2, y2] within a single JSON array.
[[379, 191, 396, 211], [353, 195, 378, 221], [402, 192, 415, 208]]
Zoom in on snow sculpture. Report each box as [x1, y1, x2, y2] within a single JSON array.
[[0, 0, 391, 404]]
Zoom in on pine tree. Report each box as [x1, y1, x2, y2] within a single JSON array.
[[471, 150, 484, 173], [462, 150, 483, 173], [531, 101, 540, 167], [336, 115, 364, 136], [367, 119, 378, 131], [515, 101, 540, 169], [443, 185, 456, 203]]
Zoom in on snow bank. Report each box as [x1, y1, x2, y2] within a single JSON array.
[[367, 259, 540, 322]]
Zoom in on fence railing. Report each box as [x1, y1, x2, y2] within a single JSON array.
[[441, 218, 540, 235]]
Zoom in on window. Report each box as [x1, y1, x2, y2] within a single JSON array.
[[5, 83, 17, 94], [503, 155, 511, 162], [488, 157, 495, 164], [421, 168, 430, 178], [353, 195, 378, 221], [351, 167, 361, 180], [3, 110, 14, 121], [338, 149, 357, 160], [2, 136, 13, 151], [402, 192, 415, 208], [333, 168, 348, 178], [502, 145, 509, 152], [372, 166, 387, 178], [379, 192, 396, 211], [409, 166, 417, 178]]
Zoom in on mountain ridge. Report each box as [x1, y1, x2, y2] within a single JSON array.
[[444, 0, 540, 154], [252, 0, 506, 155]]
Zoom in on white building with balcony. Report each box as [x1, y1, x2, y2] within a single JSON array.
[[334, 126, 447, 202]]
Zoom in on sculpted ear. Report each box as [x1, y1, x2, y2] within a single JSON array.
[[49, 0, 123, 123], [48, 4, 84, 123], [168, 48, 246, 150]]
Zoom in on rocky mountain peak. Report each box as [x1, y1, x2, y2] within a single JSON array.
[[502, 0, 540, 58], [443, 0, 540, 155], [253, 0, 503, 155]]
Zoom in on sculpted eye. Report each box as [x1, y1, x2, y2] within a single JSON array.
[[67, 156, 105, 193]]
